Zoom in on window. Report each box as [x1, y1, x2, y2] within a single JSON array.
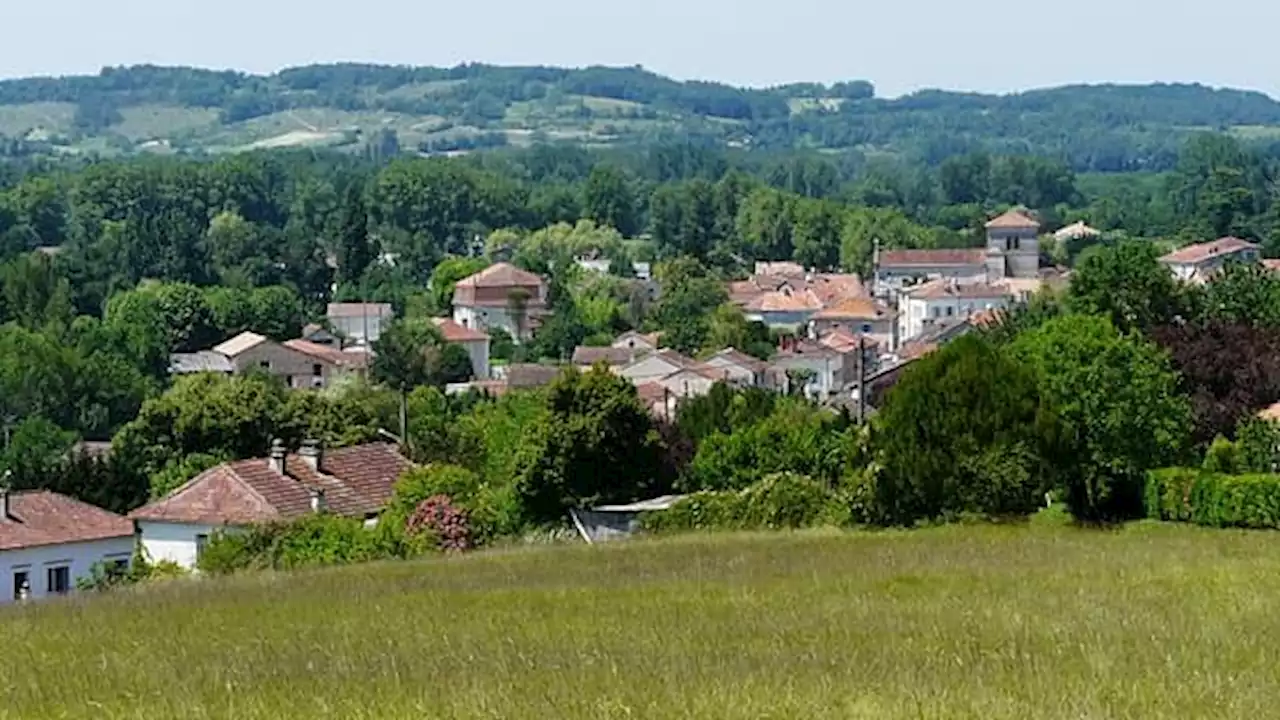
[[946, 307, 955, 317], [195, 534, 209, 561], [861, 323, 873, 333], [46, 566, 70, 595], [12, 571, 29, 601], [112, 558, 129, 572], [285, 375, 294, 387], [312, 364, 323, 377], [259, 360, 270, 370], [931, 307, 940, 318]]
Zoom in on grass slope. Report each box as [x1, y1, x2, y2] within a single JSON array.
[[5, 524, 1280, 718]]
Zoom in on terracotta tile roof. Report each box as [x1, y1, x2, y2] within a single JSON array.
[[0, 491, 134, 551], [1263, 259, 1280, 272], [708, 348, 769, 374], [213, 331, 270, 357], [326, 302, 394, 319], [812, 296, 889, 320], [651, 349, 700, 370], [905, 279, 1012, 300], [728, 280, 766, 305], [1159, 237, 1260, 265], [635, 382, 671, 405], [130, 443, 412, 526], [878, 248, 986, 267], [969, 307, 1005, 328], [806, 274, 867, 304], [455, 262, 544, 288], [744, 289, 824, 313], [985, 209, 1041, 230], [820, 329, 878, 353], [431, 318, 489, 342], [283, 339, 368, 368], [572, 346, 639, 366], [505, 363, 563, 389], [753, 261, 805, 276]]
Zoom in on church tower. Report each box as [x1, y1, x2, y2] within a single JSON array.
[[984, 209, 1041, 279]]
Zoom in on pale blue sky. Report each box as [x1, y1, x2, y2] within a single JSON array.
[[6, 0, 1280, 97]]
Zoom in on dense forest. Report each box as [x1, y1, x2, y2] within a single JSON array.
[[3, 64, 1280, 171]]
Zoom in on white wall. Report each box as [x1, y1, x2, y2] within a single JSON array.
[[1, 536, 135, 604], [900, 295, 1011, 340], [331, 314, 390, 346], [138, 521, 232, 571], [461, 338, 491, 380], [453, 306, 530, 342]]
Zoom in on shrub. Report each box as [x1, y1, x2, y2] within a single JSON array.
[[198, 515, 386, 575], [1237, 418, 1280, 473], [406, 495, 473, 552], [1203, 436, 1240, 474], [641, 473, 848, 533], [1146, 467, 1280, 529]]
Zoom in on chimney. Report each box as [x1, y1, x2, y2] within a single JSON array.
[[299, 439, 323, 472], [268, 438, 286, 475], [309, 487, 327, 513]]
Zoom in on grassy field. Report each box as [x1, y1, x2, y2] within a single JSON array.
[[4, 523, 1280, 718]]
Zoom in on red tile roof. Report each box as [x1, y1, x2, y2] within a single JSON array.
[[708, 348, 769, 374], [432, 318, 490, 342], [455, 262, 544, 288], [905, 279, 1012, 300], [744, 289, 824, 313], [0, 491, 134, 551], [572, 346, 640, 366], [878, 248, 986, 268], [811, 296, 888, 320], [1159, 237, 1260, 265], [820, 329, 878, 353], [1263, 259, 1280, 272], [985, 209, 1040, 230], [283, 339, 369, 368], [130, 443, 412, 526]]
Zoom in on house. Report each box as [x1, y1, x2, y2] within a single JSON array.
[[208, 331, 358, 389], [612, 331, 662, 353], [326, 303, 394, 347], [618, 349, 700, 385], [897, 279, 1014, 342], [1054, 221, 1100, 243], [895, 318, 977, 361], [300, 323, 340, 347], [655, 365, 724, 399], [1159, 237, 1261, 283], [131, 441, 412, 570], [1, 490, 135, 604], [874, 248, 988, 296], [433, 318, 491, 380], [819, 329, 880, 384], [770, 338, 845, 399], [572, 346, 644, 372], [754, 261, 806, 276], [702, 348, 769, 388], [452, 262, 548, 342], [808, 296, 896, 351], [169, 350, 235, 376], [281, 338, 370, 387], [743, 288, 825, 328], [636, 382, 677, 421]]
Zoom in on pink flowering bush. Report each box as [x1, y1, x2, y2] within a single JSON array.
[[405, 495, 473, 552]]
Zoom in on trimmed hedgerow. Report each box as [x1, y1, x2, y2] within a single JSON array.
[[1146, 468, 1280, 529]]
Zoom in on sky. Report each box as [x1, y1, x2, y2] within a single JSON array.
[[5, 0, 1280, 98]]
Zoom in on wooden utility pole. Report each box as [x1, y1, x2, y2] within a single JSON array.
[[855, 335, 867, 425]]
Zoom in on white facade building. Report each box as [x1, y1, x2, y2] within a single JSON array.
[[897, 280, 1014, 342], [1159, 237, 1261, 283], [326, 303, 395, 347], [0, 490, 135, 604]]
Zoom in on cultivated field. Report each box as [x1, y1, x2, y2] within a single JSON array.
[[4, 523, 1280, 719]]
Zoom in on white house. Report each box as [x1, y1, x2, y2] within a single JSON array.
[[655, 366, 722, 399], [1159, 236, 1261, 283], [327, 303, 395, 347], [618, 349, 700, 386], [770, 338, 844, 399], [701, 348, 769, 388], [897, 279, 1014, 342], [433, 318, 492, 380], [452, 263, 548, 342], [130, 441, 412, 570], [1, 490, 135, 604]]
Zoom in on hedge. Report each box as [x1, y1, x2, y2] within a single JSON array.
[[640, 473, 851, 533], [1146, 468, 1280, 529]]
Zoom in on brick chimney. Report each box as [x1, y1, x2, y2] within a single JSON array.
[[268, 438, 287, 475], [299, 439, 323, 472]]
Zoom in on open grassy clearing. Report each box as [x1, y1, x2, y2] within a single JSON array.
[[112, 104, 219, 141], [0, 102, 76, 136], [4, 523, 1280, 719]]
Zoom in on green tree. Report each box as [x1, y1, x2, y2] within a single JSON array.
[[582, 164, 637, 236], [872, 334, 1059, 525], [1068, 240, 1188, 334], [428, 256, 488, 316], [1010, 314, 1191, 520], [514, 367, 670, 522], [335, 182, 374, 285], [371, 318, 472, 393]]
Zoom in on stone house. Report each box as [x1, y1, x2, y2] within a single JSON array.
[[1159, 236, 1261, 283], [433, 318, 491, 380]]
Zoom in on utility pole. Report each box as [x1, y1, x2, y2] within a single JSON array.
[[855, 335, 867, 425]]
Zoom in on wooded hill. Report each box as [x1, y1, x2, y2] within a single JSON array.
[[2, 63, 1280, 171]]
